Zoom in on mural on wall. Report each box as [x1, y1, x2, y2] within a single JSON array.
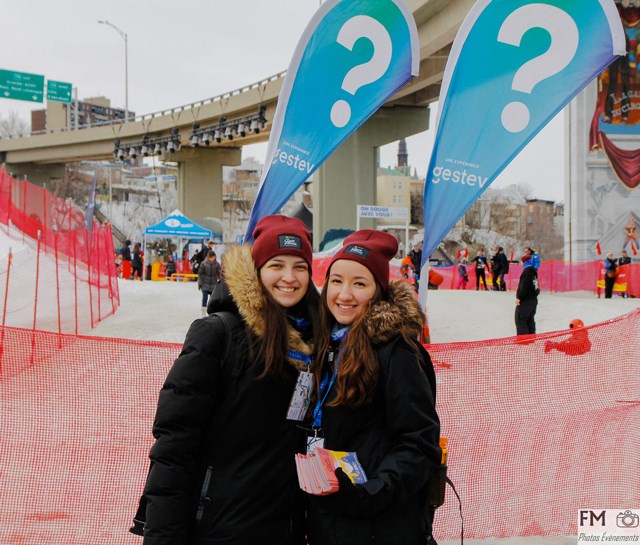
[[624, 215, 639, 252], [590, 2, 640, 190]]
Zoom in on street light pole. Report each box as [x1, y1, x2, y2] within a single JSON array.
[[98, 20, 129, 122]]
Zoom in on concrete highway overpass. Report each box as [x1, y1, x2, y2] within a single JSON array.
[[0, 0, 474, 245]]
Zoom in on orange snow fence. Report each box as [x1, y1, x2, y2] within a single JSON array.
[[0, 168, 119, 334], [1, 309, 639, 543]]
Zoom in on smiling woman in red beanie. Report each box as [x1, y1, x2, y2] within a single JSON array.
[[135, 215, 320, 545], [306, 229, 441, 545]]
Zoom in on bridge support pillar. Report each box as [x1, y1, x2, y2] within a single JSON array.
[[3, 162, 66, 187], [313, 105, 430, 250], [174, 147, 241, 228]]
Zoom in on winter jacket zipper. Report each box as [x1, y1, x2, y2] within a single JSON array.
[[195, 466, 213, 523]]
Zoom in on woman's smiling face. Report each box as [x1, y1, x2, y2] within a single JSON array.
[[325, 259, 377, 326], [259, 255, 310, 308]]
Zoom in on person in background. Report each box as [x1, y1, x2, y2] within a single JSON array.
[[398, 256, 418, 292], [456, 257, 469, 290], [491, 247, 509, 291], [515, 253, 540, 335], [525, 247, 540, 270], [473, 248, 489, 290], [618, 249, 632, 298], [490, 247, 501, 291], [165, 254, 177, 279], [135, 215, 319, 545], [190, 249, 201, 273], [197, 250, 222, 316], [409, 242, 423, 283], [619, 249, 631, 266], [121, 239, 132, 280], [131, 243, 143, 281], [544, 319, 592, 356], [603, 252, 618, 299], [306, 229, 441, 545]]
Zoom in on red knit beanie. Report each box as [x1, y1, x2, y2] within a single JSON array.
[[328, 230, 398, 290], [251, 215, 313, 270]]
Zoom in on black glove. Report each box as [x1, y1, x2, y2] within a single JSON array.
[[314, 468, 374, 517]]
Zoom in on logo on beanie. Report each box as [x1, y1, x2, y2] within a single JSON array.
[[279, 234, 302, 250], [344, 244, 370, 258]]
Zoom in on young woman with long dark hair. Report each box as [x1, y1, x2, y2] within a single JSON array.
[[306, 230, 441, 545], [135, 215, 320, 545]]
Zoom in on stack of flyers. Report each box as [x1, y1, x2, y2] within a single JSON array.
[[295, 448, 367, 495]]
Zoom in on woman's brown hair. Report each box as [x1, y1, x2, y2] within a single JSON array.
[[253, 271, 321, 381], [313, 285, 382, 408]]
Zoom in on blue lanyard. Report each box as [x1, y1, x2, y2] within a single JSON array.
[[287, 349, 312, 367], [312, 349, 340, 429]]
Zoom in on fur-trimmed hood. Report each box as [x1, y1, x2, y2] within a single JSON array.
[[363, 280, 425, 345], [220, 244, 313, 371]]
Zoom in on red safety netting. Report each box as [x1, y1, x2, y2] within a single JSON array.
[[319, 260, 639, 297], [0, 168, 119, 334], [1, 310, 638, 543]]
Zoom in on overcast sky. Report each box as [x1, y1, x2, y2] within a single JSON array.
[[2, 0, 565, 201]]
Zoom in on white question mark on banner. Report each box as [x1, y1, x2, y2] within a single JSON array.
[[498, 4, 579, 133], [330, 15, 393, 128]]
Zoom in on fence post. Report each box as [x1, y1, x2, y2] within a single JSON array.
[[0, 248, 13, 375], [86, 229, 94, 329], [30, 230, 42, 366], [73, 229, 79, 336], [96, 223, 102, 323], [55, 233, 62, 339]]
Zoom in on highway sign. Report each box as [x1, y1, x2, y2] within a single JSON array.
[[0, 69, 44, 102], [47, 80, 72, 103]]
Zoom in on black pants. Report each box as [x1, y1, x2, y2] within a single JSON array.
[[492, 271, 500, 290], [515, 298, 537, 335], [604, 274, 615, 299], [475, 269, 487, 290]]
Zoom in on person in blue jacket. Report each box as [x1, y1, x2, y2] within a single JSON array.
[[524, 247, 540, 270]]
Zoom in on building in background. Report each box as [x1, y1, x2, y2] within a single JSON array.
[[222, 158, 312, 243], [566, 0, 640, 262], [31, 96, 132, 133]]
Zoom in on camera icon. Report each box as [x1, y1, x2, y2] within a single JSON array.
[[617, 510, 639, 528]]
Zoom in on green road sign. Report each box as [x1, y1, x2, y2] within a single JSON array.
[[47, 80, 72, 103], [0, 69, 44, 103]]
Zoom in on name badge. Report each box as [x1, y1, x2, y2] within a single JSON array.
[[306, 434, 325, 453], [286, 371, 313, 422]]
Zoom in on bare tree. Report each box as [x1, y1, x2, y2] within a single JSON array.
[[516, 182, 534, 200], [0, 111, 29, 138], [410, 189, 423, 225]]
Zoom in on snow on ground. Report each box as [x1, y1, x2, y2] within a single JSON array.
[[86, 279, 639, 545], [91, 277, 640, 344]]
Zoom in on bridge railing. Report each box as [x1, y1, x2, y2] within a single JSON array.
[[4, 71, 286, 139]]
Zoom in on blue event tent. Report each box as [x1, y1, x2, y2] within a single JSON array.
[[143, 210, 212, 272], [144, 209, 211, 239]]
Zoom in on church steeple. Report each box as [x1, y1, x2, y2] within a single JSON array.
[[397, 138, 408, 168]]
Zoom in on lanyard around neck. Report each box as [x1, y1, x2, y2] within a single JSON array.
[[312, 340, 347, 430]]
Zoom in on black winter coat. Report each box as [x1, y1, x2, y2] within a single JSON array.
[[516, 266, 539, 301], [198, 259, 222, 292], [308, 282, 441, 545], [492, 251, 509, 275], [142, 245, 313, 545]]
